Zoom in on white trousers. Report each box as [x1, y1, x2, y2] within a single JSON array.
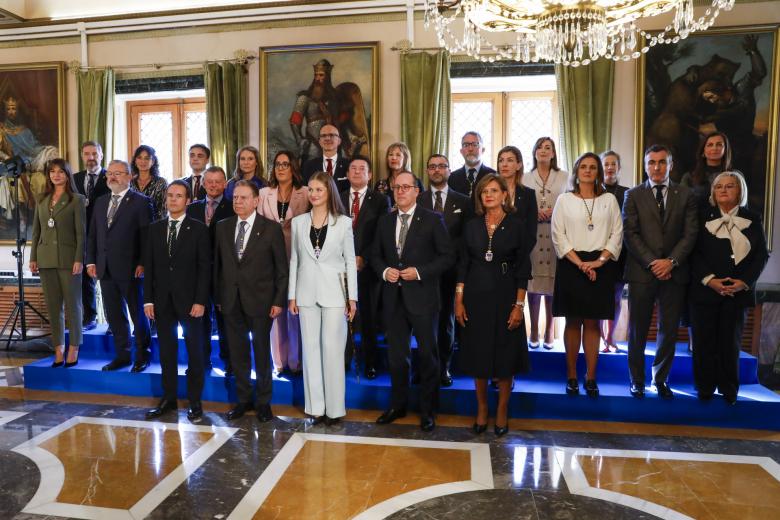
[[299, 305, 347, 418]]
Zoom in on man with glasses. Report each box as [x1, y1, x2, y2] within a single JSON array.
[[372, 171, 454, 432], [301, 124, 349, 192], [418, 154, 473, 387], [448, 131, 495, 200]]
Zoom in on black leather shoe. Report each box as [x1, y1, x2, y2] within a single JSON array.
[[187, 402, 203, 421], [724, 394, 737, 405], [654, 382, 673, 399], [256, 403, 274, 422], [226, 402, 252, 420], [308, 415, 326, 426], [365, 366, 377, 380], [83, 321, 97, 331], [697, 391, 714, 401], [585, 379, 599, 398], [630, 383, 645, 398], [472, 422, 487, 434], [146, 399, 177, 419], [131, 360, 150, 373], [420, 414, 436, 432], [376, 408, 406, 424], [224, 365, 234, 377], [325, 416, 341, 426], [566, 378, 579, 395], [494, 424, 509, 437], [411, 373, 421, 385], [102, 359, 131, 371], [440, 371, 453, 388]]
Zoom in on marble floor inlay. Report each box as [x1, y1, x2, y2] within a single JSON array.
[[228, 433, 494, 520], [12, 416, 237, 519], [0, 409, 27, 426]]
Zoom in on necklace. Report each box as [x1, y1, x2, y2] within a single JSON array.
[[278, 187, 292, 224], [535, 170, 552, 208], [581, 194, 596, 231], [311, 212, 328, 258], [484, 212, 505, 262]]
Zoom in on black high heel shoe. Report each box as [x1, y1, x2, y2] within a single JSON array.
[[585, 379, 599, 398], [566, 378, 579, 395], [494, 424, 509, 437], [51, 360, 64, 368], [472, 423, 487, 434], [64, 359, 79, 368]]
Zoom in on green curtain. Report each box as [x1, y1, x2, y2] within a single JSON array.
[[77, 68, 115, 168], [556, 60, 614, 169], [205, 62, 247, 177], [400, 51, 451, 184]]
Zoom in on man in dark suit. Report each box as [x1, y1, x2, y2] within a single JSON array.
[[339, 155, 390, 379], [181, 144, 209, 201], [214, 180, 288, 422], [144, 181, 211, 421], [419, 154, 473, 387], [301, 124, 349, 192], [623, 144, 698, 399], [447, 131, 496, 199], [86, 159, 154, 372], [73, 140, 110, 330], [187, 166, 235, 373], [371, 171, 454, 431]]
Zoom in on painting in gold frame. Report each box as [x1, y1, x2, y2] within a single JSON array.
[[0, 61, 66, 244]]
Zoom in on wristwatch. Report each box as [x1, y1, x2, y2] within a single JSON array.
[[598, 256, 608, 263], [668, 257, 679, 268]]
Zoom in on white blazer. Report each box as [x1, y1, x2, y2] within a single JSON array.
[[289, 212, 358, 307]]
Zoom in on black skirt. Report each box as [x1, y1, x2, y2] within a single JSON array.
[[552, 250, 617, 320]]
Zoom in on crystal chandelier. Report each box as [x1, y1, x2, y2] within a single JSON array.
[[423, 1, 735, 66]]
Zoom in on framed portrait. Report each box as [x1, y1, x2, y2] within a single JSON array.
[[0, 62, 66, 244], [636, 25, 780, 244], [260, 42, 379, 173]]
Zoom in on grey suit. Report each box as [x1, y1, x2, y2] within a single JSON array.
[[623, 180, 698, 386]]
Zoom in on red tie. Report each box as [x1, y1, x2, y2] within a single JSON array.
[[206, 199, 216, 225], [193, 175, 201, 199], [351, 191, 360, 229], [326, 158, 333, 176]]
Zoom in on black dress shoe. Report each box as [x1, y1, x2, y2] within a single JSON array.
[[376, 408, 406, 424], [226, 402, 252, 420], [411, 373, 421, 385], [654, 382, 674, 399], [585, 379, 599, 398], [630, 383, 645, 398], [697, 391, 714, 401], [224, 365, 234, 377], [146, 399, 177, 419], [365, 366, 377, 380], [256, 403, 274, 422], [102, 359, 131, 371], [51, 360, 64, 368], [472, 423, 487, 434], [566, 378, 579, 395], [723, 394, 737, 405], [187, 402, 203, 421], [83, 321, 97, 331], [494, 424, 509, 437], [440, 371, 453, 388], [131, 360, 150, 373], [325, 416, 341, 426], [420, 414, 436, 432]]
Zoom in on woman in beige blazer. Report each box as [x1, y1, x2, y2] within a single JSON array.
[[258, 150, 310, 375], [29, 159, 86, 367]]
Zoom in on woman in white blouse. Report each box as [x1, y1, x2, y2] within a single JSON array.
[[523, 137, 569, 350], [551, 152, 622, 398]]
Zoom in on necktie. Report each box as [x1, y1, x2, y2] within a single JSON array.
[[167, 220, 177, 257], [654, 185, 665, 219], [206, 199, 216, 225], [351, 191, 360, 229], [235, 221, 247, 259], [434, 190, 444, 213], [397, 213, 410, 256], [86, 173, 96, 198], [193, 175, 202, 199], [467, 168, 477, 196], [326, 158, 333, 176], [107, 195, 120, 226]]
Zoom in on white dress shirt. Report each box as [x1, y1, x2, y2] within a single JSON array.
[[84, 166, 101, 194], [234, 211, 257, 257], [649, 178, 670, 204], [322, 153, 338, 173], [551, 192, 623, 259], [106, 188, 130, 218], [348, 185, 368, 215]]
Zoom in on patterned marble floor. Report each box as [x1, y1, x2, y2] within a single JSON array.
[[1, 385, 779, 520]]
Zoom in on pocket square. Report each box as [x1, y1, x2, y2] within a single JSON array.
[[453, 208, 462, 214]]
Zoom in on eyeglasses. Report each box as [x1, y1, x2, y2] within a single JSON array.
[[461, 141, 480, 148], [392, 184, 416, 193], [427, 163, 449, 170], [319, 133, 340, 139], [106, 170, 128, 177], [274, 161, 291, 169]]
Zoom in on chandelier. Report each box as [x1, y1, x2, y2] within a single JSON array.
[[423, 1, 735, 66]]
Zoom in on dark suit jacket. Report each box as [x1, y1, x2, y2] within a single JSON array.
[[447, 163, 496, 198], [371, 207, 454, 317], [417, 188, 473, 260], [73, 168, 110, 230], [186, 197, 236, 244], [86, 190, 154, 281], [181, 174, 208, 200], [340, 188, 390, 259], [144, 216, 211, 315], [213, 215, 289, 316], [512, 185, 538, 258], [302, 155, 350, 193], [689, 206, 769, 306], [623, 180, 698, 284]]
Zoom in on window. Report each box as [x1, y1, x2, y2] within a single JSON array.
[[125, 97, 207, 181], [450, 75, 559, 171]]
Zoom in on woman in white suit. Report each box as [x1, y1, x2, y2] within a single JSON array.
[[289, 171, 357, 425]]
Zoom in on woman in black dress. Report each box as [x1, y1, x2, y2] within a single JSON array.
[[455, 174, 530, 437], [496, 145, 537, 259], [689, 171, 768, 404]]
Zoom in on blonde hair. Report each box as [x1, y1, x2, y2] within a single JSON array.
[[384, 142, 412, 178], [709, 170, 748, 208]]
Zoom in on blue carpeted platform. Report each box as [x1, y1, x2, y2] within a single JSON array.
[[23, 326, 780, 430]]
